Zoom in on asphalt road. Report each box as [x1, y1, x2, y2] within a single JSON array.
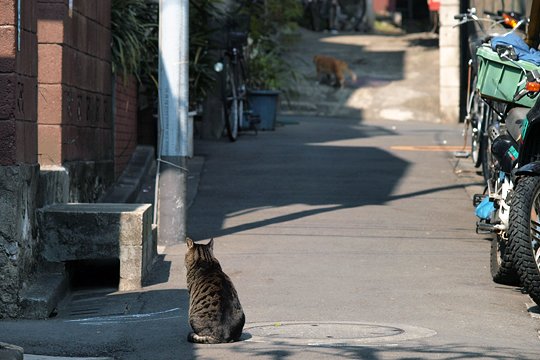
[[184, 115, 540, 359], [2, 115, 537, 359]]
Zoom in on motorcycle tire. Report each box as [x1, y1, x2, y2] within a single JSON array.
[[490, 234, 520, 285], [509, 176, 540, 304]]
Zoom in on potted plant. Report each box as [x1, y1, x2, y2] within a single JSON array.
[[244, 0, 303, 130], [246, 40, 285, 131]]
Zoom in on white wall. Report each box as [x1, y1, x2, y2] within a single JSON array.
[[439, 0, 461, 123]]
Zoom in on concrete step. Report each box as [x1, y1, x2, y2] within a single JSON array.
[[19, 271, 67, 319], [37, 203, 156, 292]]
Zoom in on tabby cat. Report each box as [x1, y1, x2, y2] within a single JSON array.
[[185, 238, 245, 344], [313, 54, 358, 88]]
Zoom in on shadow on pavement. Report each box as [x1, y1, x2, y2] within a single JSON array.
[[224, 341, 540, 360], [0, 289, 193, 359], [188, 115, 462, 241]]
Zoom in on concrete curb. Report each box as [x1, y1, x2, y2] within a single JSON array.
[[19, 272, 67, 319], [0, 342, 23, 360], [24, 356, 113, 360], [100, 146, 155, 203]]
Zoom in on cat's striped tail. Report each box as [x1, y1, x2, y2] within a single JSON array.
[[187, 332, 220, 344]]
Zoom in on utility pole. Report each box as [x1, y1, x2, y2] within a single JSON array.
[[157, 0, 190, 245]]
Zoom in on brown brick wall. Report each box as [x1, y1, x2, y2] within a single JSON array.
[[114, 75, 138, 179], [37, 0, 112, 167], [0, 0, 38, 166]]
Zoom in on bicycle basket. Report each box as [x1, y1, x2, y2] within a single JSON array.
[[228, 30, 248, 48], [211, 14, 250, 49], [227, 13, 249, 47], [476, 45, 540, 107]]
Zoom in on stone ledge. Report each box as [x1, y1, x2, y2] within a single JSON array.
[[0, 342, 23, 360], [37, 203, 155, 291], [19, 271, 67, 319]]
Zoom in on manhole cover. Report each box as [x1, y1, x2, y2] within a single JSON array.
[[244, 321, 436, 346]]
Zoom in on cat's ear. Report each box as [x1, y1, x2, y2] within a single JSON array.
[[208, 238, 214, 249], [186, 237, 194, 249]]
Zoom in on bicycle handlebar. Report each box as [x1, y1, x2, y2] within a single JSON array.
[[454, 12, 477, 21], [483, 10, 500, 18], [454, 9, 527, 40]]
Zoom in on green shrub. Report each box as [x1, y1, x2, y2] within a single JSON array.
[[245, 0, 303, 98]]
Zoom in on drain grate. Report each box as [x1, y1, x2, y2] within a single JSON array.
[[244, 321, 436, 346]]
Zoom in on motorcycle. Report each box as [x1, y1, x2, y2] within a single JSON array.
[[505, 73, 540, 304], [474, 40, 540, 302]]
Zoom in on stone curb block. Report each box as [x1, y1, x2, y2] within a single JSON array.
[[0, 342, 23, 360]]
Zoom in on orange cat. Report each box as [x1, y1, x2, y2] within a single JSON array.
[[313, 55, 358, 88]]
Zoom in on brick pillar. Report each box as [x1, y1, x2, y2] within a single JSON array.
[[0, 0, 38, 165], [38, 0, 113, 164], [0, 0, 40, 318], [37, 1, 114, 202], [438, 0, 460, 123]]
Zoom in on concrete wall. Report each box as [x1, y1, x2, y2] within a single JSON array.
[[0, 166, 40, 318], [37, 0, 114, 201], [0, 0, 40, 318], [438, 0, 460, 123], [0, 0, 119, 318]]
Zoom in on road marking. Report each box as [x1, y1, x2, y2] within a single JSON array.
[[390, 145, 464, 152], [64, 308, 181, 326], [25, 356, 113, 360]]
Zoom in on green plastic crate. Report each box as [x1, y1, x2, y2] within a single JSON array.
[[476, 45, 540, 107]]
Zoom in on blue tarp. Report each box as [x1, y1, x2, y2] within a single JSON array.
[[475, 196, 495, 220], [491, 33, 540, 66]]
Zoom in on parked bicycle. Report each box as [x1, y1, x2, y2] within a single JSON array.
[[475, 59, 540, 303], [481, 3, 540, 308], [453, 8, 540, 294], [212, 2, 262, 142], [454, 8, 526, 184], [465, 24, 540, 300], [212, 13, 248, 142]]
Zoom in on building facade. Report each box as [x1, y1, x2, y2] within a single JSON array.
[[0, 0, 140, 318]]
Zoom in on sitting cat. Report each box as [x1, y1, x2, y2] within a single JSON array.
[[185, 237, 245, 344], [313, 54, 358, 88]]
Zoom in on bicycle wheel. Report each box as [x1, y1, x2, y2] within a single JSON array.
[[236, 57, 247, 130], [467, 84, 484, 168], [223, 57, 239, 141], [481, 103, 503, 185]]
